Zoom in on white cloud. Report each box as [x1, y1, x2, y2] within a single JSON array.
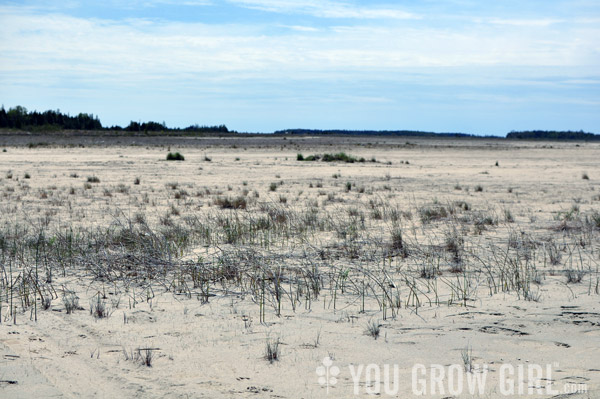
[[280, 25, 320, 32], [487, 18, 562, 27], [0, 4, 598, 90], [228, 0, 418, 19]]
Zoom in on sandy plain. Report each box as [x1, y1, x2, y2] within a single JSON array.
[[0, 135, 598, 398]]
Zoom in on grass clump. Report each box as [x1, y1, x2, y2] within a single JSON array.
[[90, 294, 110, 319], [265, 337, 281, 363], [419, 206, 448, 223], [123, 347, 154, 367], [588, 211, 600, 229], [390, 228, 408, 258], [214, 196, 247, 209], [461, 346, 473, 372], [166, 152, 185, 161], [138, 348, 154, 367], [87, 176, 100, 183], [366, 320, 381, 340], [566, 269, 584, 284]]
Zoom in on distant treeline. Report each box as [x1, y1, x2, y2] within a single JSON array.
[[2, 105, 598, 140], [0, 105, 229, 134], [274, 129, 477, 137], [0, 106, 102, 130], [506, 130, 600, 141]]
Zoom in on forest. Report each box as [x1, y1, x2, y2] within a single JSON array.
[[1, 105, 598, 140], [0, 105, 229, 134]]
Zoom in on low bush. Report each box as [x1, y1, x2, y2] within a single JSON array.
[[166, 152, 185, 161]]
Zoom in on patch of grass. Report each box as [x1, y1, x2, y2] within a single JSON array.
[[138, 348, 154, 367], [87, 176, 100, 183], [419, 206, 448, 223], [461, 346, 473, 373], [214, 196, 247, 209], [445, 229, 464, 265], [90, 294, 110, 319], [269, 182, 278, 192], [265, 337, 281, 363], [454, 201, 470, 211], [122, 347, 154, 367], [588, 211, 600, 229], [166, 152, 185, 161], [420, 264, 437, 279], [366, 320, 381, 340], [390, 228, 408, 257], [41, 296, 52, 310], [566, 269, 584, 284]]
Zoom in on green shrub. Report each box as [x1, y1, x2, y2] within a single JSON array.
[[166, 152, 185, 161], [322, 152, 357, 163]]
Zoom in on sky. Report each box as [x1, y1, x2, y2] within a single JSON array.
[[0, 0, 599, 135]]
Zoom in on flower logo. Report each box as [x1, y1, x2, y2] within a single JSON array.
[[316, 356, 340, 393]]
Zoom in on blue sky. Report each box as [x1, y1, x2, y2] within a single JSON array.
[[1, 0, 599, 134]]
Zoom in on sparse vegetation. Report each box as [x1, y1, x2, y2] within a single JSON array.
[[297, 152, 374, 163], [1, 137, 598, 397]]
